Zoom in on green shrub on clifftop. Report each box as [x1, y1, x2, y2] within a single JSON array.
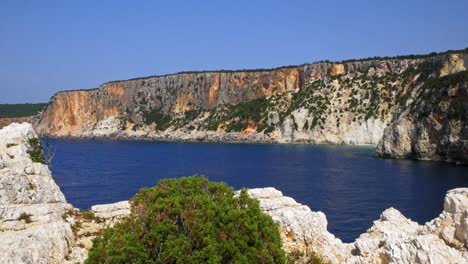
[[86, 176, 286, 264]]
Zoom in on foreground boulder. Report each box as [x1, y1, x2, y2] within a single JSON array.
[[64, 201, 130, 264], [248, 188, 468, 263], [347, 208, 467, 263], [246, 188, 350, 263], [0, 123, 74, 264]]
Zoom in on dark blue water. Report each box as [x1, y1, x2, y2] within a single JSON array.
[[46, 138, 468, 243]]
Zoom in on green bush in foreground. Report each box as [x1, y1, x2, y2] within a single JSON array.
[[86, 176, 286, 264]]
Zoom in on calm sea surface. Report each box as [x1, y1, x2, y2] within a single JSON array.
[[46, 138, 468, 243]]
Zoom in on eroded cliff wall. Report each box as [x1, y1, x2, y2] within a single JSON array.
[[34, 50, 468, 162], [375, 69, 468, 163], [34, 67, 303, 136]]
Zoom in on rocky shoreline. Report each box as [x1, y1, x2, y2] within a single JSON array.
[[41, 130, 277, 144], [1, 123, 467, 263], [42, 130, 371, 145]]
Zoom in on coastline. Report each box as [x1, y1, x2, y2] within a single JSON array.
[[38, 130, 379, 146], [40, 132, 468, 166]]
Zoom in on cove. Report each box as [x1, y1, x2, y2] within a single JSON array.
[[46, 138, 468, 243]]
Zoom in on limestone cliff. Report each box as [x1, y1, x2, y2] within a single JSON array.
[[34, 50, 468, 163], [0, 123, 73, 264], [374, 69, 468, 164], [0, 123, 134, 264]]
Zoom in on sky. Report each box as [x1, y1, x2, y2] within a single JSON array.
[[1, 0, 467, 103]]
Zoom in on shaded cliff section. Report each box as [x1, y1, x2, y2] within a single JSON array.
[[34, 50, 468, 162], [375, 70, 468, 164]]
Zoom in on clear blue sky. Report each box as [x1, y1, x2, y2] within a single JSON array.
[[1, 0, 467, 103]]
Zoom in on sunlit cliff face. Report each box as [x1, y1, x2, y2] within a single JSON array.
[[35, 66, 305, 135], [35, 91, 98, 136], [33, 52, 468, 164]]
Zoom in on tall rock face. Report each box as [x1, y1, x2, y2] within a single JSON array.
[[34, 67, 303, 137], [0, 123, 74, 264], [374, 70, 468, 164], [34, 50, 468, 162]]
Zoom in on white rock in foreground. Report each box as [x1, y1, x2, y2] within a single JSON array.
[[65, 200, 132, 264], [0, 123, 74, 264], [91, 200, 130, 219], [347, 207, 468, 264], [247, 188, 468, 263], [247, 188, 350, 263]]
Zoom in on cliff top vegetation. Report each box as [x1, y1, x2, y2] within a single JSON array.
[[0, 103, 48, 118]]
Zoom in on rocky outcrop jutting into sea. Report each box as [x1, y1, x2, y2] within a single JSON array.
[[0, 123, 467, 263]]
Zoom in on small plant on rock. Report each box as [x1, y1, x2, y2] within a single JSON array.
[[18, 213, 32, 223], [27, 138, 54, 165], [82, 210, 100, 222], [286, 250, 330, 264], [27, 138, 45, 164]]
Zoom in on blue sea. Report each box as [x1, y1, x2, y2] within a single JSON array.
[[46, 138, 468, 243]]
